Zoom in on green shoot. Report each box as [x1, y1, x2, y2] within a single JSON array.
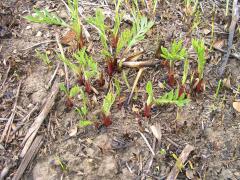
[[68, 0, 82, 41], [122, 70, 131, 90], [182, 59, 189, 85], [87, 9, 108, 54], [192, 39, 206, 80], [114, 78, 121, 97], [74, 48, 99, 81], [144, 81, 154, 118], [60, 83, 80, 98], [172, 153, 184, 171], [24, 9, 68, 27], [126, 15, 154, 52], [155, 89, 190, 107], [146, 81, 153, 106], [54, 156, 68, 172], [102, 91, 116, 117], [214, 79, 222, 99], [35, 50, 51, 66], [79, 120, 93, 127], [161, 40, 187, 68], [25, 0, 83, 47]]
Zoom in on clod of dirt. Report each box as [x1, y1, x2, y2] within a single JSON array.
[[97, 156, 117, 178], [32, 159, 59, 180], [23, 72, 47, 104]]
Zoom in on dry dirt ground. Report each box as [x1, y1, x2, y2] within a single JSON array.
[[1, 0, 240, 180]]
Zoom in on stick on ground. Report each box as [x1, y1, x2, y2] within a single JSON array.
[[20, 80, 59, 158], [166, 144, 195, 180], [13, 135, 43, 180]]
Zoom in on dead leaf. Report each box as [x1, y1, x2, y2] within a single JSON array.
[[61, 30, 76, 45], [223, 77, 231, 89], [69, 126, 78, 137], [233, 102, 240, 112], [202, 28, 210, 35], [213, 39, 225, 49], [150, 124, 162, 142]]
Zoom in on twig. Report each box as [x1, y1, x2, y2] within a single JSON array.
[[122, 60, 161, 68], [0, 64, 10, 89], [11, 104, 39, 136], [20, 40, 56, 51], [0, 80, 22, 143], [218, 0, 239, 76], [138, 131, 155, 156], [166, 144, 195, 180], [46, 63, 60, 89], [126, 68, 145, 105], [56, 34, 70, 89], [205, 42, 240, 60], [0, 162, 16, 180], [165, 137, 180, 148], [13, 136, 43, 180], [20, 80, 59, 158], [141, 137, 156, 180]]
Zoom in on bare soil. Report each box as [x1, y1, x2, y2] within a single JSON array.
[[0, 0, 240, 180]]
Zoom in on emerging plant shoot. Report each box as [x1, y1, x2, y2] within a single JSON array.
[[144, 81, 154, 118], [102, 91, 116, 127], [161, 40, 187, 86], [192, 39, 206, 92], [59, 83, 81, 110], [155, 89, 190, 107]]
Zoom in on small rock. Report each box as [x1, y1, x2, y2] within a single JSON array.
[[36, 31, 42, 37], [26, 25, 31, 30]]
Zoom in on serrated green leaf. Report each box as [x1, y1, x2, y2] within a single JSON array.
[[59, 83, 68, 95], [69, 85, 80, 98], [79, 120, 93, 127], [24, 9, 68, 27], [102, 92, 116, 117], [146, 81, 153, 106]]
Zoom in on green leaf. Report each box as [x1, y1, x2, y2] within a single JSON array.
[[160, 40, 187, 63], [35, 50, 51, 65], [155, 89, 190, 107], [114, 78, 121, 97], [59, 83, 68, 95], [79, 120, 93, 127], [182, 59, 189, 85], [102, 92, 116, 117], [128, 16, 154, 49], [192, 39, 206, 79], [69, 85, 80, 98], [24, 9, 68, 27], [146, 81, 153, 106], [116, 29, 133, 55]]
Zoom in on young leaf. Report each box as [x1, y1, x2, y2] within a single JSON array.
[[79, 120, 93, 127], [68, 0, 82, 39], [35, 50, 51, 65], [25, 9, 68, 27], [146, 81, 153, 106], [127, 16, 154, 50], [69, 85, 81, 98], [155, 89, 190, 107], [102, 92, 116, 117], [182, 59, 189, 85], [59, 83, 68, 95], [161, 40, 187, 68], [192, 39, 206, 79], [87, 9, 108, 51], [114, 78, 121, 97]]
